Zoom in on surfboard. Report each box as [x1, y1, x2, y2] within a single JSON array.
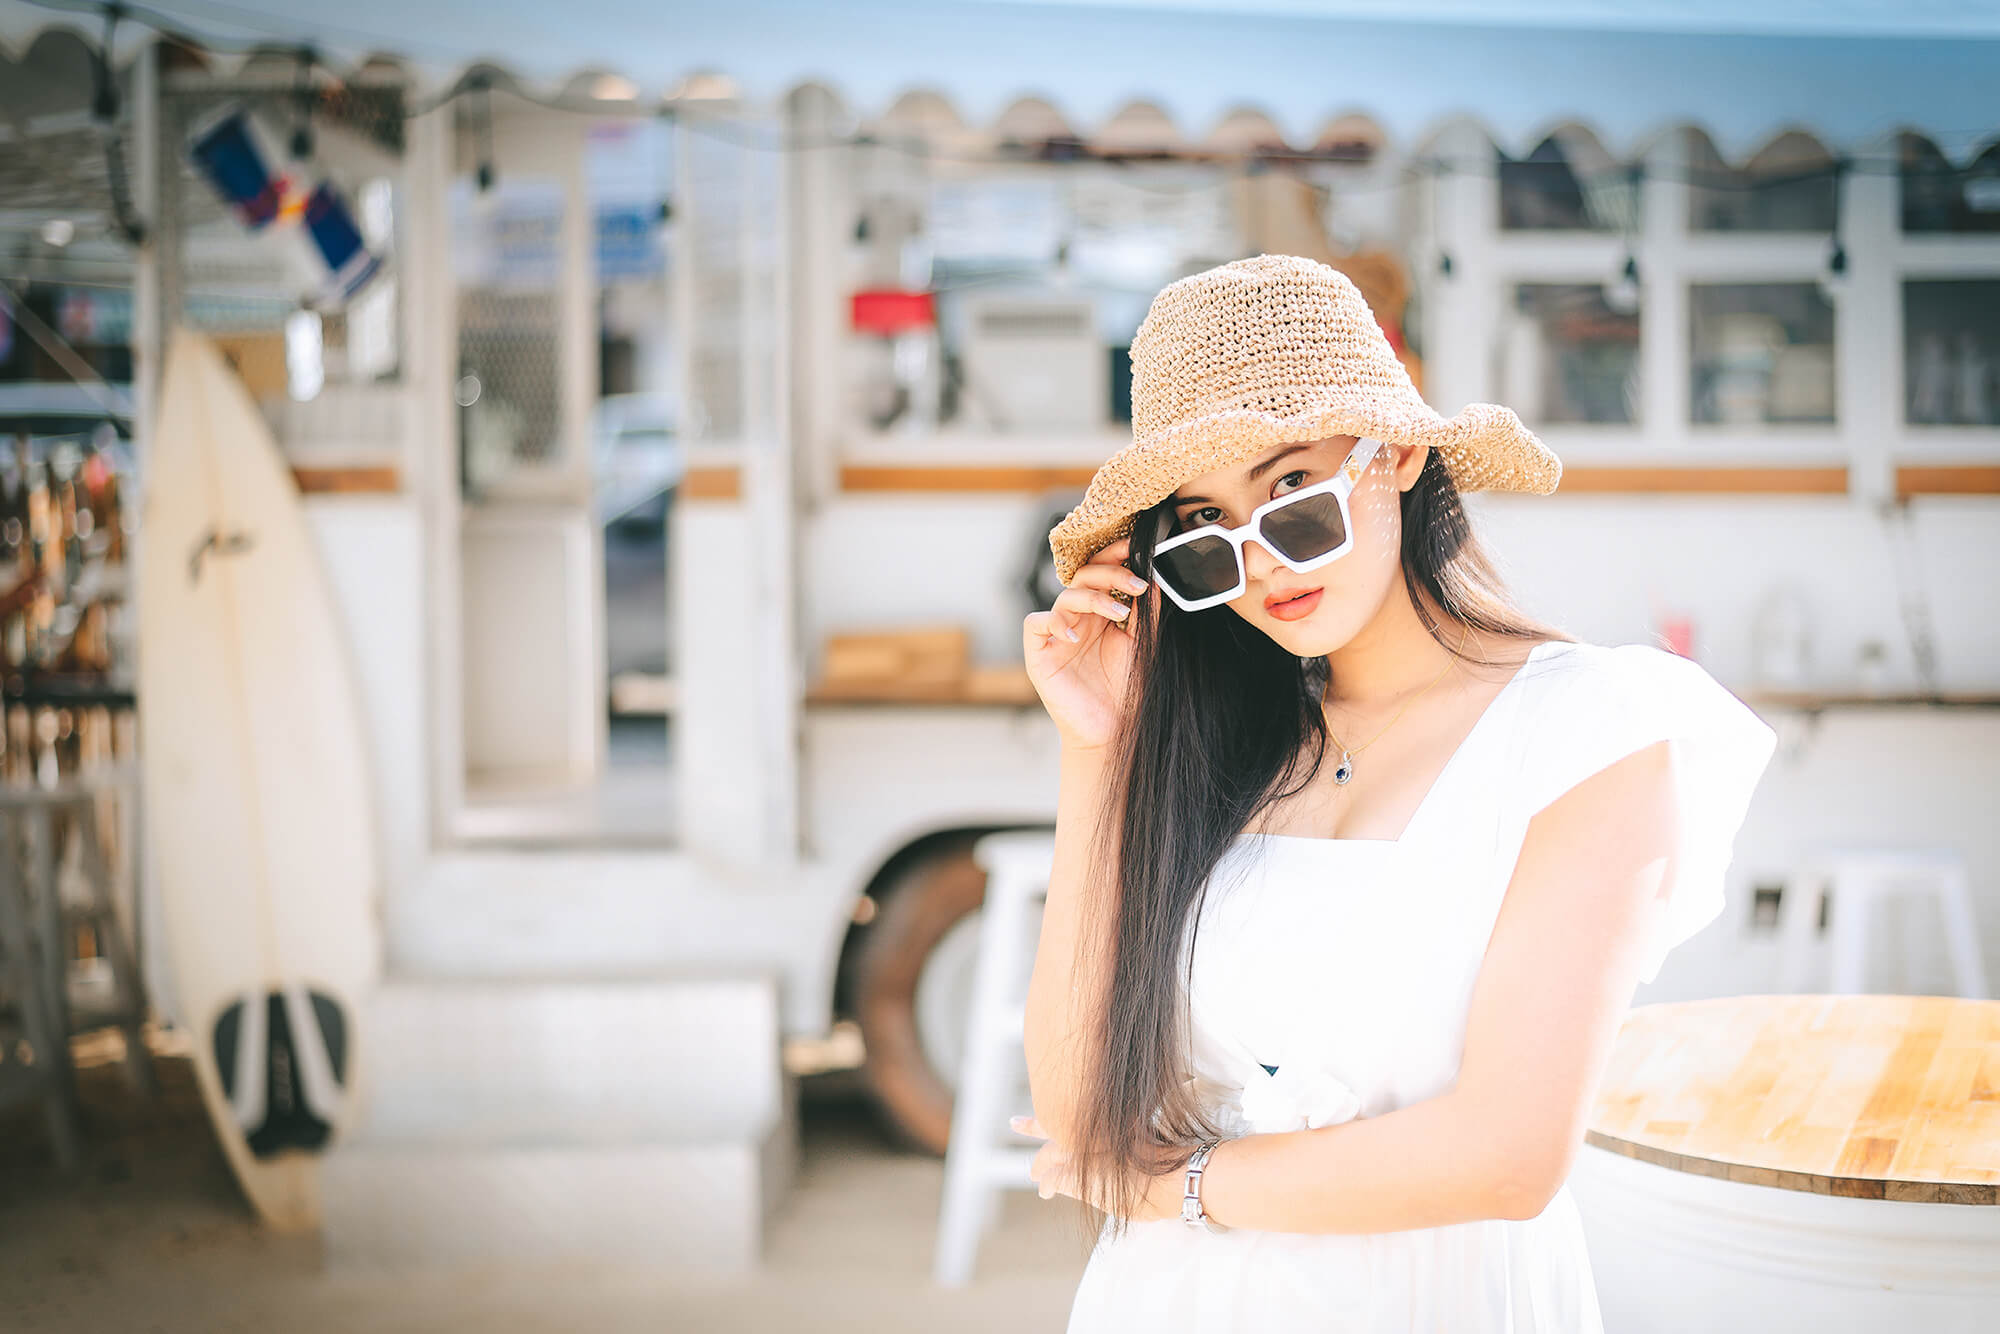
[[137, 327, 379, 1230]]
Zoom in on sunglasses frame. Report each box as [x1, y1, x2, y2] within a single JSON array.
[[1149, 437, 1387, 612]]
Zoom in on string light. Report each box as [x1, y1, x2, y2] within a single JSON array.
[[15, 0, 1997, 267], [289, 45, 317, 161], [1604, 162, 1643, 315], [1827, 156, 1851, 277], [469, 73, 497, 194], [86, 1, 148, 245], [20, 0, 1993, 195]]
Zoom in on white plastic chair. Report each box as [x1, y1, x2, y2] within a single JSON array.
[[932, 829, 1055, 1287], [1779, 847, 1990, 998]]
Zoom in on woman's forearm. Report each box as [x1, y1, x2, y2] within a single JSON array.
[[1021, 742, 1119, 1147], [1169, 1090, 1554, 1234]]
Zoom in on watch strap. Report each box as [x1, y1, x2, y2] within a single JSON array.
[[1180, 1139, 1223, 1230]]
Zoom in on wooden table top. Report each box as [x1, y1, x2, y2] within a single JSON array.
[[1584, 994, 2000, 1205]]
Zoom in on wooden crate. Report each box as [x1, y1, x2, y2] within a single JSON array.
[[820, 626, 970, 690]]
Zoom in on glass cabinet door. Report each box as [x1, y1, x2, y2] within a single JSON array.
[[1689, 282, 1836, 426], [1905, 280, 2000, 427], [1497, 283, 1641, 425]]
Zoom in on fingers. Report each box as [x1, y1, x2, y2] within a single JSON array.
[[1070, 557, 1151, 601], [1015, 1116, 1070, 1201], [1030, 1140, 1069, 1200], [1055, 584, 1130, 628], [1023, 609, 1076, 646], [1083, 535, 1132, 566], [1026, 586, 1129, 646], [1028, 537, 1148, 647], [1081, 537, 1159, 612]]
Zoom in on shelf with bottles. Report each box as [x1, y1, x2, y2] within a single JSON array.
[[0, 425, 136, 697]]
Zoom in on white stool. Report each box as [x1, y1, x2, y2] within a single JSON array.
[[1779, 847, 1990, 999], [933, 829, 1055, 1287]]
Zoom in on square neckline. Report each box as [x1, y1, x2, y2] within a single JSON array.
[[1237, 638, 1566, 850]]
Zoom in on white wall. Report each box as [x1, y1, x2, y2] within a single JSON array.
[[308, 497, 430, 922], [796, 486, 2000, 1008]]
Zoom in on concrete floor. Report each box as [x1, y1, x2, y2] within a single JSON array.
[[0, 1036, 1093, 1333]]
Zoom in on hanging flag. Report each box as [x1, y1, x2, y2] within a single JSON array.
[[188, 106, 293, 231], [186, 104, 383, 308], [301, 182, 382, 306]]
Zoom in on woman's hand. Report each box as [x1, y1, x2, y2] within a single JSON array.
[[1022, 536, 1157, 752], [1011, 1114, 1184, 1223]]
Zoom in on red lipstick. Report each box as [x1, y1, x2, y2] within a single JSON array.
[[1264, 587, 1323, 621]]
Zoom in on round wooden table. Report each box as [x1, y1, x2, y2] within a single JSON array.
[[1568, 995, 2000, 1334]]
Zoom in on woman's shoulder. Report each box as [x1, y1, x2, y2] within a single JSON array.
[[1491, 636, 1781, 985], [1514, 636, 1742, 710], [1504, 635, 1778, 818]]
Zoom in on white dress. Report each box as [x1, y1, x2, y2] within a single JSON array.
[[1063, 638, 1780, 1334]]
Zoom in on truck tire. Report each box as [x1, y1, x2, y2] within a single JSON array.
[[851, 835, 991, 1155]]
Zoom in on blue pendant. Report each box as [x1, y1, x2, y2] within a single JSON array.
[[1333, 751, 1353, 785]]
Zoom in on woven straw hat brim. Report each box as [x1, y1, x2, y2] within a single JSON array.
[[1048, 393, 1560, 586]]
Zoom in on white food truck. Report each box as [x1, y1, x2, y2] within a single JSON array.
[[6, 3, 1996, 1269]]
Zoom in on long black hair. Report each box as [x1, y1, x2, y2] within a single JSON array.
[[1058, 446, 1573, 1249]]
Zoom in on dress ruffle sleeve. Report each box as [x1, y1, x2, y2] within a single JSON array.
[[1517, 643, 1779, 985]]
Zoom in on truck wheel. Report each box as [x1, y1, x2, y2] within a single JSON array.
[[852, 836, 992, 1155]]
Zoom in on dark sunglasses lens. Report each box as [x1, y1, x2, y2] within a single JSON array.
[[1154, 535, 1240, 602], [1259, 493, 1347, 563]]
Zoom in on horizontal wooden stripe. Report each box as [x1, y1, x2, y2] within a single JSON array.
[[840, 464, 1099, 493], [1551, 466, 1850, 494], [290, 466, 400, 494], [287, 459, 1985, 504], [1895, 465, 2000, 499], [681, 465, 743, 500]]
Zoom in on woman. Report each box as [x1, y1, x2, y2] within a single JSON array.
[[1013, 254, 1777, 1332]]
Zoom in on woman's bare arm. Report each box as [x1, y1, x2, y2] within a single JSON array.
[[1160, 740, 1676, 1233]]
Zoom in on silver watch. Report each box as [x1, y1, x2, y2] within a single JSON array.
[[1179, 1139, 1228, 1232]]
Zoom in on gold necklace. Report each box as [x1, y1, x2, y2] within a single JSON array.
[[1326, 622, 1473, 786]]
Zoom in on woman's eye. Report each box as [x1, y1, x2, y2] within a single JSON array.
[[1274, 470, 1311, 495], [1184, 506, 1223, 527]]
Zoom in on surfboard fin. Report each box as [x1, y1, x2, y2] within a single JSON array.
[[212, 984, 348, 1157]]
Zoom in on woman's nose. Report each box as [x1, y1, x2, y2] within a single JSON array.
[[1240, 538, 1281, 581]]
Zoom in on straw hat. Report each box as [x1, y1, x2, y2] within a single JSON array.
[[1048, 253, 1562, 586]]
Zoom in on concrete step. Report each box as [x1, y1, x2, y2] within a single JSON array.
[[384, 849, 794, 975], [322, 973, 798, 1271], [322, 1095, 797, 1271], [351, 974, 783, 1143]]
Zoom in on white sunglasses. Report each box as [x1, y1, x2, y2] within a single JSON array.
[[1149, 437, 1386, 612]]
